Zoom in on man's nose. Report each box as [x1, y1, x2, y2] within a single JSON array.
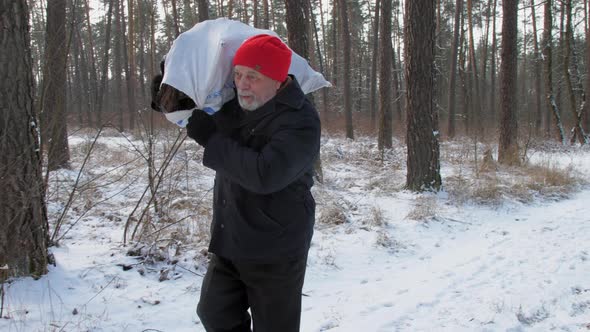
[[235, 77, 248, 90]]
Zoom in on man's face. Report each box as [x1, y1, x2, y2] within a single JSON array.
[[233, 65, 281, 111]]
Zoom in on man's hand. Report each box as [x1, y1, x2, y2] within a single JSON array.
[[187, 109, 217, 147]]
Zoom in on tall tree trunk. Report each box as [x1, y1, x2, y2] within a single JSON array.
[[71, 26, 85, 125], [198, 0, 209, 22], [531, 0, 543, 135], [170, 0, 181, 37], [84, 0, 99, 117], [0, 0, 49, 278], [378, 0, 392, 149], [338, 0, 353, 139], [564, 0, 586, 144], [489, 0, 498, 128], [227, 0, 234, 19], [447, 0, 462, 138], [182, 0, 195, 28], [115, 0, 125, 130], [263, 0, 270, 28], [467, 0, 482, 136], [405, 0, 441, 191], [241, 0, 249, 24], [97, 0, 114, 120], [126, 0, 137, 130], [498, 0, 519, 165], [311, 0, 329, 124], [43, 0, 70, 170], [542, 0, 566, 142], [331, 0, 338, 87], [285, 0, 310, 55], [369, 0, 381, 129]]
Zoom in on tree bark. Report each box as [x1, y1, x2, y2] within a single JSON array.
[[447, 0, 462, 138], [0, 0, 49, 278], [285, 0, 310, 55], [563, 0, 586, 144], [126, 0, 137, 130], [378, 0, 392, 149], [489, 0, 498, 128], [498, 0, 519, 165], [542, 0, 566, 142], [467, 0, 482, 136], [198, 0, 209, 22], [338, 0, 353, 139], [531, 0, 543, 135], [369, 0, 380, 128], [97, 0, 114, 119], [263, 0, 270, 29], [170, 0, 181, 37], [43, 0, 70, 170], [405, 0, 441, 191]]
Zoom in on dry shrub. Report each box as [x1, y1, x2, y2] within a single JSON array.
[[375, 230, 403, 251], [318, 204, 348, 225], [445, 157, 583, 205], [369, 206, 386, 227], [405, 195, 438, 221]]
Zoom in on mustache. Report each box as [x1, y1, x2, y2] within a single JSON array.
[[237, 90, 254, 97]]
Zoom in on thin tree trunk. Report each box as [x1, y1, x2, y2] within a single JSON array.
[[563, 0, 586, 144], [338, 0, 353, 139], [263, 0, 269, 28], [182, 0, 195, 28], [447, 0, 462, 138], [170, 0, 181, 37], [310, 0, 329, 122], [531, 0, 543, 135], [489, 0, 498, 128], [378, 0, 392, 150], [241, 0, 248, 24], [369, 0, 381, 129], [331, 0, 338, 86], [227, 0, 234, 19], [115, 0, 125, 130], [542, 0, 566, 142], [467, 0, 482, 137], [84, 0, 99, 116], [126, 0, 137, 130], [97, 0, 114, 120]]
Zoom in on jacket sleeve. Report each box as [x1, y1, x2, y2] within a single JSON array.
[[202, 108, 320, 195]]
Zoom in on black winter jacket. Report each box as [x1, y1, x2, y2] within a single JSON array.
[[202, 77, 321, 262]]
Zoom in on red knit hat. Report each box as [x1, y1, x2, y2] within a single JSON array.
[[233, 34, 292, 82]]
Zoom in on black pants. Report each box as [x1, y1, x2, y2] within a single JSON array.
[[197, 254, 308, 332]]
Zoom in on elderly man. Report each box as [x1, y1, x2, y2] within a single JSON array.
[[186, 34, 321, 332]]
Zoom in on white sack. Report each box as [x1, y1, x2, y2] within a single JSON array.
[[161, 18, 331, 115]]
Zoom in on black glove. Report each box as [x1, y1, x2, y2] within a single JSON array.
[[150, 58, 166, 111], [150, 74, 164, 111], [186, 109, 217, 146]]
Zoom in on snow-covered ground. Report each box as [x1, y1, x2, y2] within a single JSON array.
[[1, 132, 590, 332]]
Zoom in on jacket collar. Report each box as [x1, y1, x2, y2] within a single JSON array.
[[275, 75, 305, 110]]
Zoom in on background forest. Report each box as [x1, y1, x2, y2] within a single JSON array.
[[2, 1, 590, 330], [28, 0, 590, 143]]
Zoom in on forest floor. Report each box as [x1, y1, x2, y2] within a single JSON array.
[[1, 129, 590, 332]]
